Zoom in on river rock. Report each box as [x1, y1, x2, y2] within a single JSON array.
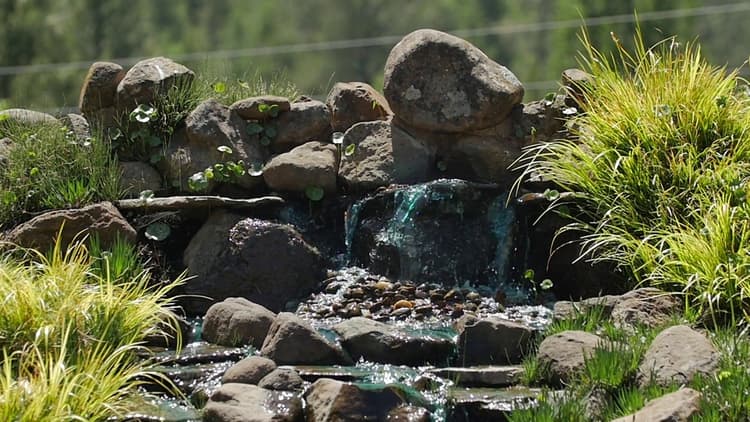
[[455, 315, 533, 365], [260, 313, 352, 365], [262, 141, 338, 194], [384, 29, 523, 133], [183, 212, 325, 314], [203, 383, 303, 422], [386, 406, 431, 422], [338, 120, 433, 191], [304, 378, 418, 421], [536, 330, 603, 384], [202, 298, 276, 348], [230, 95, 291, 120], [326, 82, 391, 132], [611, 288, 681, 329], [221, 356, 276, 384], [258, 367, 304, 391], [272, 100, 331, 152], [5, 201, 136, 252], [119, 161, 162, 198], [333, 317, 455, 365], [79, 61, 125, 114], [0, 108, 58, 126], [116, 57, 194, 107], [638, 325, 719, 387], [611, 387, 702, 422]]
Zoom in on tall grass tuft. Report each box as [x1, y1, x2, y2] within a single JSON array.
[[0, 239, 183, 420], [512, 26, 750, 326]]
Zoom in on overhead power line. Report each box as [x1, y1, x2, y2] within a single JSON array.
[[1, 2, 750, 77]]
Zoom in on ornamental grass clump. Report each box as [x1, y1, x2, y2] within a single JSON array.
[[513, 27, 750, 326], [0, 239, 183, 420]]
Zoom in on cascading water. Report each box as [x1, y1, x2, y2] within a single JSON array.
[[344, 178, 530, 302]]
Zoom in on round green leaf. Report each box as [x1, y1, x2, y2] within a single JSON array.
[[305, 186, 325, 201], [145, 222, 171, 241], [344, 143, 356, 156]]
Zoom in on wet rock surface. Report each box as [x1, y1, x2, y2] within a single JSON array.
[[204, 383, 304, 422], [455, 315, 533, 365], [260, 313, 352, 365]]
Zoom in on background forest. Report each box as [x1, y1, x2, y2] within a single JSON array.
[[1, 0, 749, 111]]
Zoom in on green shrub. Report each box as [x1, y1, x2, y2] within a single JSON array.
[[513, 27, 750, 325]]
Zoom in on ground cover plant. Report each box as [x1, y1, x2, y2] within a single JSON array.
[[0, 238, 183, 420], [0, 119, 121, 229]]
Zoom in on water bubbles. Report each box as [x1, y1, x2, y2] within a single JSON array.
[[332, 131, 345, 145]]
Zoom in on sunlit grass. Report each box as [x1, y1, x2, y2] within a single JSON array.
[[0, 239, 183, 420], [512, 25, 750, 326]]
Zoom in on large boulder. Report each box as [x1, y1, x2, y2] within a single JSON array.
[[304, 378, 422, 422], [333, 317, 455, 365], [5, 202, 136, 252], [79, 62, 125, 115], [203, 383, 303, 422], [116, 57, 194, 107], [162, 100, 265, 192], [384, 29, 523, 133], [262, 141, 338, 194], [326, 82, 391, 132], [638, 325, 719, 387], [536, 330, 603, 384], [183, 212, 326, 314], [455, 315, 533, 365], [338, 120, 433, 191], [611, 388, 702, 422], [260, 313, 351, 365], [272, 100, 331, 152], [202, 297, 276, 348]]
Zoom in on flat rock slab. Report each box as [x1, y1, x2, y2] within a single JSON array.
[[204, 383, 303, 422], [446, 386, 541, 422], [115, 195, 283, 211], [428, 366, 524, 387]]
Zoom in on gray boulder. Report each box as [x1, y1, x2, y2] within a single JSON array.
[[203, 383, 303, 422], [260, 313, 351, 365], [333, 317, 455, 365], [326, 82, 391, 132], [5, 202, 136, 252], [202, 297, 276, 348], [79, 62, 124, 115], [304, 378, 418, 421], [163, 100, 266, 192], [455, 315, 533, 365], [119, 161, 162, 198], [221, 356, 276, 384], [638, 325, 719, 387], [536, 330, 603, 384], [116, 57, 194, 107], [611, 288, 681, 329], [60, 113, 92, 143], [611, 388, 702, 422], [273, 100, 331, 152], [262, 141, 338, 194], [384, 29, 523, 133], [183, 212, 325, 314], [338, 120, 433, 191]]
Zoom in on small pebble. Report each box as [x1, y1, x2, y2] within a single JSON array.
[[393, 299, 414, 310]]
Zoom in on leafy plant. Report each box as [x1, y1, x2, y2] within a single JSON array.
[[187, 145, 251, 192]]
